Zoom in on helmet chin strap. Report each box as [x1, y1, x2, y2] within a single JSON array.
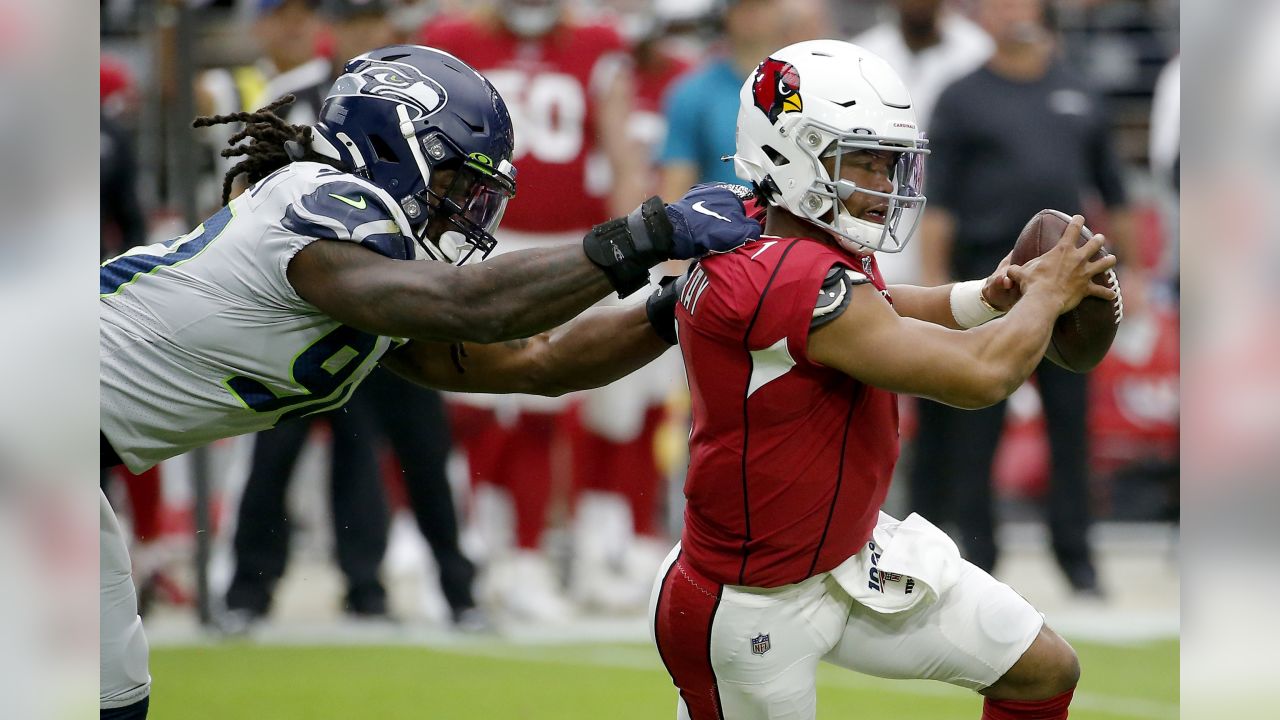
[[397, 104, 434, 199], [395, 103, 463, 263]]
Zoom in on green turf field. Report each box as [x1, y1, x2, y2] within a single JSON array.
[[150, 638, 1177, 719]]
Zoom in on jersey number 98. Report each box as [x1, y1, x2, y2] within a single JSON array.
[[225, 325, 378, 423]]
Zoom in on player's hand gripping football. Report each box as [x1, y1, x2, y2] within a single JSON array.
[[981, 251, 1020, 312], [664, 183, 762, 259], [1005, 215, 1119, 315]]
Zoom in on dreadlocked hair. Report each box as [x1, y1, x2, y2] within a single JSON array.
[[192, 94, 317, 205]]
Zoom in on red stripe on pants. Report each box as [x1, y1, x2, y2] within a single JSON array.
[[653, 553, 724, 720]]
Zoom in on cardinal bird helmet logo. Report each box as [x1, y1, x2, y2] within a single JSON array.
[[752, 57, 803, 124]]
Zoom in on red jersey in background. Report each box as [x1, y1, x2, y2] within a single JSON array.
[[676, 237, 901, 588], [420, 16, 627, 233], [628, 51, 691, 190]]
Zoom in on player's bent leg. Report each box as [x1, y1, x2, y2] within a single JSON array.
[[979, 625, 1079, 718], [101, 490, 151, 715], [825, 558, 1045, 692]]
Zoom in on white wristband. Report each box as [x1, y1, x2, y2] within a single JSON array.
[[949, 280, 1005, 329]]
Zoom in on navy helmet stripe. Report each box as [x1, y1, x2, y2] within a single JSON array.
[[100, 206, 234, 296]]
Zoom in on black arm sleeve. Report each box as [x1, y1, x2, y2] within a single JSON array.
[[645, 273, 689, 345]]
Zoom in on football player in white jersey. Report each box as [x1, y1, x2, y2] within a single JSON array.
[[98, 45, 759, 718]]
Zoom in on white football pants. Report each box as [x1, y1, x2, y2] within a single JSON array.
[[649, 516, 1044, 720], [100, 489, 151, 709]]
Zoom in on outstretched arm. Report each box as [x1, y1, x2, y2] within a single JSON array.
[[290, 240, 614, 344], [289, 188, 759, 345], [380, 303, 673, 397]]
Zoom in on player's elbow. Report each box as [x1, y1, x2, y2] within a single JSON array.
[[444, 295, 518, 344], [460, 315, 510, 345], [950, 367, 1017, 410], [532, 380, 575, 398], [511, 337, 576, 397]]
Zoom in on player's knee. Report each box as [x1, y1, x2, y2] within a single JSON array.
[[987, 626, 1079, 700], [1030, 630, 1080, 697], [1050, 639, 1081, 694]]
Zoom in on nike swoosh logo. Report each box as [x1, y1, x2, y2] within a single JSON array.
[[691, 201, 731, 223], [329, 193, 367, 210]]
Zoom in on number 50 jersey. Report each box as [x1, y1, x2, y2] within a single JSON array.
[[101, 162, 421, 472]]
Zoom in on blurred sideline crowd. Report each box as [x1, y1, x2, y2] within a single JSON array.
[[100, 0, 1180, 630]]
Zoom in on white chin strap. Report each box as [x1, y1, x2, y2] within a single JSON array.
[[397, 104, 434, 200], [396, 103, 466, 264]]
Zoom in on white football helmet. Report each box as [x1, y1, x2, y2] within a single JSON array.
[[733, 40, 928, 255]]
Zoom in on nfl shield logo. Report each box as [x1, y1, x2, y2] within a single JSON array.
[[751, 634, 771, 655]]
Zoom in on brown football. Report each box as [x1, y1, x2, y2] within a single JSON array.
[[1009, 209, 1123, 373]]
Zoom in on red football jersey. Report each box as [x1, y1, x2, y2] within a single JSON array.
[[420, 15, 627, 233], [676, 236, 901, 588], [629, 51, 692, 192]]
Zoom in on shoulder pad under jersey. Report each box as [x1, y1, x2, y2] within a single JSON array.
[[811, 265, 870, 330], [281, 174, 415, 261]]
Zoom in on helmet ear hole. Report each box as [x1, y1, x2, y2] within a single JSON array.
[[369, 134, 399, 163], [762, 145, 790, 166]]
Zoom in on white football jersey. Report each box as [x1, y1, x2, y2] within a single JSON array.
[[101, 162, 424, 472]]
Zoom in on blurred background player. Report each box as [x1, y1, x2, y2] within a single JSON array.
[[102, 56, 148, 259], [848, 0, 992, 518], [657, 0, 789, 200], [196, 0, 332, 210], [779, 0, 834, 46], [419, 0, 647, 621], [909, 0, 1139, 595], [851, 0, 992, 287]]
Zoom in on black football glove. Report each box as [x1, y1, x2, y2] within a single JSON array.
[[645, 273, 690, 345], [583, 185, 759, 298]]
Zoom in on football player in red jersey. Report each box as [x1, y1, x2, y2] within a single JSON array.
[[420, 0, 648, 620], [645, 40, 1119, 720]]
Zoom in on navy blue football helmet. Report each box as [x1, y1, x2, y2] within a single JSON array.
[[311, 45, 517, 263]]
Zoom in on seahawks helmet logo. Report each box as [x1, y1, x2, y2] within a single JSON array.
[[329, 58, 448, 121]]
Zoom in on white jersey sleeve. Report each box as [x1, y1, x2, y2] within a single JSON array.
[[100, 162, 421, 472]]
